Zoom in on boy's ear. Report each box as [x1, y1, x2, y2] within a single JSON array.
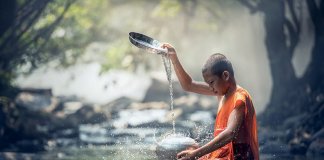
[[222, 71, 230, 81]]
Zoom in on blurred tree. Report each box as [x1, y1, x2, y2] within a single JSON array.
[[0, 0, 74, 95], [239, 0, 324, 131], [0, 0, 235, 92], [0, 0, 115, 96]]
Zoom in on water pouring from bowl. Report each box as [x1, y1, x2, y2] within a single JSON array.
[[129, 32, 176, 134], [129, 32, 168, 55], [129, 32, 198, 159]]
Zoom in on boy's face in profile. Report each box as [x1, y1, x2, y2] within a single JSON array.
[[203, 69, 230, 96]]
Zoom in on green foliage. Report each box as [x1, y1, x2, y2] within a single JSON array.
[[1, 0, 241, 90], [41, 0, 110, 67], [152, 0, 182, 18], [101, 39, 132, 72]]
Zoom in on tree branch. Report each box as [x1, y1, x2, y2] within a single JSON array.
[[286, 0, 301, 34], [15, 1, 50, 41], [306, 0, 321, 28], [16, 0, 36, 18], [0, 0, 50, 53], [1, 0, 75, 71], [284, 18, 299, 59], [18, 0, 74, 59]]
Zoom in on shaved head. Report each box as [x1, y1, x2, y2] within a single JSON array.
[[202, 53, 234, 77]]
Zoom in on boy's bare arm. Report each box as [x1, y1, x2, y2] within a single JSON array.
[[162, 43, 215, 96], [177, 105, 245, 159]]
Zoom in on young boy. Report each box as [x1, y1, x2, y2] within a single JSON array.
[[161, 43, 259, 160]]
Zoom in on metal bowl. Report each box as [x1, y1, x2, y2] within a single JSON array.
[[129, 32, 167, 55], [155, 134, 197, 160]]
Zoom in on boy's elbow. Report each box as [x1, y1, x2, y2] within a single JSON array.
[[181, 84, 192, 92], [180, 79, 193, 91], [225, 129, 237, 141]]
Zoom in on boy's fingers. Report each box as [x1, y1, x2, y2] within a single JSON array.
[[176, 151, 186, 159], [161, 43, 168, 48], [162, 43, 172, 48]]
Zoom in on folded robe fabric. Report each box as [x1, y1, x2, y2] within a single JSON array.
[[200, 87, 259, 160]]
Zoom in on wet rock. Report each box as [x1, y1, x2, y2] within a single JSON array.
[[56, 95, 81, 103], [289, 131, 312, 155], [0, 152, 36, 160], [102, 97, 135, 118], [18, 88, 52, 96], [174, 95, 199, 108], [15, 92, 58, 112], [306, 139, 324, 159], [79, 124, 115, 145], [62, 101, 83, 114], [52, 128, 78, 138], [66, 104, 108, 127], [17, 110, 58, 139], [301, 102, 324, 134], [130, 101, 168, 110], [258, 128, 287, 145], [303, 128, 324, 159], [289, 141, 309, 155], [259, 141, 290, 155], [54, 138, 78, 148], [311, 128, 324, 140], [143, 78, 186, 102], [282, 114, 307, 130], [173, 94, 216, 114], [14, 140, 45, 152]]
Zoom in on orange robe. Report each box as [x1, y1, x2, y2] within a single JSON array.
[[200, 87, 259, 160]]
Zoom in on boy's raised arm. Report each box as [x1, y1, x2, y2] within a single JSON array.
[[162, 43, 215, 96]]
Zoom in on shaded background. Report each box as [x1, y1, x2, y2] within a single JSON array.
[[0, 0, 323, 159]]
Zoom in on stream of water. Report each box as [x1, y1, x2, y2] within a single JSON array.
[[161, 54, 175, 134]]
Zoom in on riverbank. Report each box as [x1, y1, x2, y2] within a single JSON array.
[[1, 75, 323, 159]]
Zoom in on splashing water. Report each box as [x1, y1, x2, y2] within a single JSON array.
[[161, 54, 175, 134]]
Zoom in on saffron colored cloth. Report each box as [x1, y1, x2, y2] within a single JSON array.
[[200, 87, 259, 160]]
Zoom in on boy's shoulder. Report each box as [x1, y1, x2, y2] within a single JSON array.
[[235, 86, 252, 99]]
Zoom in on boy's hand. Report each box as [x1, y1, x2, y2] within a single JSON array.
[[161, 43, 177, 56], [177, 149, 197, 160]]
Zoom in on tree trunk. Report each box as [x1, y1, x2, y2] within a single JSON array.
[[259, 0, 298, 125], [0, 0, 16, 37], [303, 0, 324, 91]]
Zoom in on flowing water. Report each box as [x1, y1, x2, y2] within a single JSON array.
[[161, 54, 175, 134]]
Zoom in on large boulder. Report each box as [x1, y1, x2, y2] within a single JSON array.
[[102, 97, 136, 119], [65, 104, 108, 127], [14, 89, 58, 112], [259, 141, 290, 156], [143, 78, 186, 102]]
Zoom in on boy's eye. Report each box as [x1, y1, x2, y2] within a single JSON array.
[[209, 81, 214, 84]]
